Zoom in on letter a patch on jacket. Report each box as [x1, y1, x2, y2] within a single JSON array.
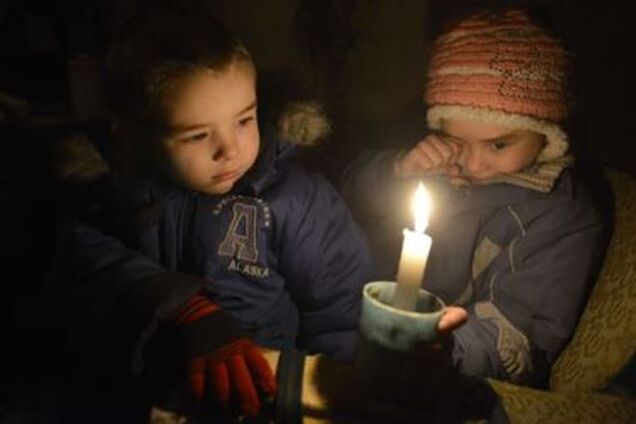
[[218, 203, 259, 262], [217, 199, 271, 279]]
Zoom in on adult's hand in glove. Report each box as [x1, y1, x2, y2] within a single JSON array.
[[176, 294, 277, 418]]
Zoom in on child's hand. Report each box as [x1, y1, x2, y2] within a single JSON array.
[[187, 338, 277, 418], [394, 134, 462, 179], [438, 306, 468, 333], [175, 295, 277, 419]]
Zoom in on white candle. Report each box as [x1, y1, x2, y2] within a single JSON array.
[[392, 183, 433, 311]]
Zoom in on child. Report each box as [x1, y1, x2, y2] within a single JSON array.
[[49, 4, 371, 421], [342, 8, 609, 388]]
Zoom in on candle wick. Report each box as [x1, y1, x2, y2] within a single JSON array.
[[415, 221, 428, 234]]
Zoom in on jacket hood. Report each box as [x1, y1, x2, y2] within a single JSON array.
[[236, 100, 330, 194]]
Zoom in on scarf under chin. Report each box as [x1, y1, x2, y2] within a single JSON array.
[[484, 155, 574, 193]]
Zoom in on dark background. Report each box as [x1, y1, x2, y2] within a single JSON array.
[[1, 0, 635, 183]]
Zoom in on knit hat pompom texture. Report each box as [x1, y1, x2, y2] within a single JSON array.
[[425, 10, 569, 162]]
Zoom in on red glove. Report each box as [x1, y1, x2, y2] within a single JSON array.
[[176, 295, 277, 418]]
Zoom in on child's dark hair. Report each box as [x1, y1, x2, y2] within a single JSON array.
[[105, 5, 253, 129]]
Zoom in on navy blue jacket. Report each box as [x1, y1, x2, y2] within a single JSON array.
[[54, 132, 372, 383]]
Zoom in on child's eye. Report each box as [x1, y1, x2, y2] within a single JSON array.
[[491, 140, 508, 151], [186, 132, 209, 142], [237, 115, 255, 127]]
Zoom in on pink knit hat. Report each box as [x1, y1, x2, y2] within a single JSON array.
[[425, 9, 569, 162]]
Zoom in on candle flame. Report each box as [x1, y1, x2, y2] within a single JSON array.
[[413, 183, 432, 233]]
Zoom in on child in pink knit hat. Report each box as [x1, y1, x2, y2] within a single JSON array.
[[344, 7, 610, 388], [398, 8, 572, 191]]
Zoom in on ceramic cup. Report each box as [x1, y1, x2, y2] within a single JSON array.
[[354, 281, 446, 392]]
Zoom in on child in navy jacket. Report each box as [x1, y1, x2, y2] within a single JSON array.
[[50, 5, 371, 421]]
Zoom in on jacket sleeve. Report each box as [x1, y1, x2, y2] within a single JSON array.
[[50, 187, 203, 373], [278, 171, 373, 360], [452, 187, 609, 386]]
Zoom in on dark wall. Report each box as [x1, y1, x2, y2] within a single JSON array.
[[1, 0, 634, 181], [552, 1, 636, 175]]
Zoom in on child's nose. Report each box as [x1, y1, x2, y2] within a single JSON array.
[[212, 133, 238, 161], [461, 146, 486, 174]]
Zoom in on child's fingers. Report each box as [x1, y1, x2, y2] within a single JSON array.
[[411, 145, 435, 172], [209, 359, 230, 409], [447, 139, 463, 164], [446, 163, 462, 177], [228, 354, 261, 418], [410, 140, 446, 174], [417, 137, 445, 166], [426, 135, 457, 165], [396, 144, 433, 177], [438, 306, 468, 332], [244, 345, 277, 397], [396, 135, 462, 178], [188, 356, 207, 401]]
